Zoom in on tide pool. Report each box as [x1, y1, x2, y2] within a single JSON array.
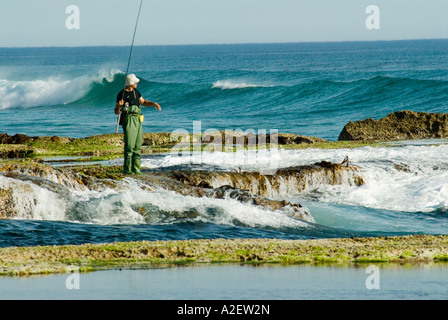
[[1, 263, 447, 300]]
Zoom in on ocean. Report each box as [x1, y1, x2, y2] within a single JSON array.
[[1, 40, 448, 248]]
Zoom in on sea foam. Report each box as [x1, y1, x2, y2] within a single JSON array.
[[212, 80, 271, 90], [0, 166, 312, 229], [293, 143, 448, 214], [0, 69, 121, 109], [140, 142, 448, 214]]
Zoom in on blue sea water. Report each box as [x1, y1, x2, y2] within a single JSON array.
[[1, 40, 448, 248], [2, 40, 448, 140]]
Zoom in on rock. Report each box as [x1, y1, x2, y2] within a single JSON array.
[[277, 134, 327, 145], [201, 131, 327, 146], [0, 188, 16, 219], [207, 185, 313, 222], [0, 133, 35, 144], [0, 133, 75, 145], [0, 132, 329, 160], [0, 160, 87, 191], [0, 145, 34, 158], [142, 132, 173, 146], [132, 171, 315, 221], [338, 110, 448, 141], [165, 162, 364, 198], [394, 163, 412, 173]]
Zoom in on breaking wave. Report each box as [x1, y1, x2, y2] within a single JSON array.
[[0, 69, 122, 109], [140, 143, 448, 214], [212, 80, 272, 90], [2, 71, 446, 115], [0, 173, 312, 231]]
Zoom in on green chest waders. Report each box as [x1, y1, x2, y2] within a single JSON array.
[[121, 105, 143, 174]]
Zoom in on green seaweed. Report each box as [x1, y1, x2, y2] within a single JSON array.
[[435, 254, 448, 262], [0, 132, 394, 163]]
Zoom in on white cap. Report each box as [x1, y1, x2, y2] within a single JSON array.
[[125, 74, 140, 86]]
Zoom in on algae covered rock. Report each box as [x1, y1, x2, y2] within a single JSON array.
[[0, 145, 34, 158], [338, 110, 448, 141], [277, 133, 327, 145]]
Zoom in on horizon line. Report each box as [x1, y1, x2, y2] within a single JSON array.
[[1, 37, 448, 49]]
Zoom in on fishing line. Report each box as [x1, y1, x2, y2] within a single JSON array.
[[125, 0, 144, 77], [116, 0, 144, 134]]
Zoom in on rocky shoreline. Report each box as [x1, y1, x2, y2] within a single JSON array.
[[2, 110, 447, 160], [0, 133, 387, 163], [0, 127, 367, 223], [2, 110, 448, 277], [1, 235, 447, 276], [0, 131, 332, 160]]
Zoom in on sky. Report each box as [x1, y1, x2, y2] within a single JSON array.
[[1, 0, 447, 47]]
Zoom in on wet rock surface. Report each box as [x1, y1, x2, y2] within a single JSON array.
[[163, 161, 364, 197], [0, 187, 16, 218]]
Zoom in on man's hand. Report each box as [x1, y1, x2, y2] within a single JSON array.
[[114, 100, 124, 115], [153, 102, 161, 111]]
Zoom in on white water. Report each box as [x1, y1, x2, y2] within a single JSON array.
[[212, 80, 272, 90], [0, 69, 121, 109], [0, 176, 67, 221], [3, 141, 448, 233], [139, 141, 448, 214], [308, 143, 448, 213], [68, 178, 312, 228], [0, 174, 311, 228]]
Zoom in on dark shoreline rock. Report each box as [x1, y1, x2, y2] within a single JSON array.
[[339, 110, 448, 141], [0, 145, 34, 158], [0, 133, 74, 145]]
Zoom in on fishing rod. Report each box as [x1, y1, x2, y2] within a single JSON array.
[[116, 0, 144, 134]]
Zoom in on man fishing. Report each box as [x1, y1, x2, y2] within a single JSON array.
[[115, 74, 161, 174]]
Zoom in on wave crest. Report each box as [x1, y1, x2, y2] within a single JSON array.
[[0, 69, 123, 110], [212, 80, 271, 90]]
